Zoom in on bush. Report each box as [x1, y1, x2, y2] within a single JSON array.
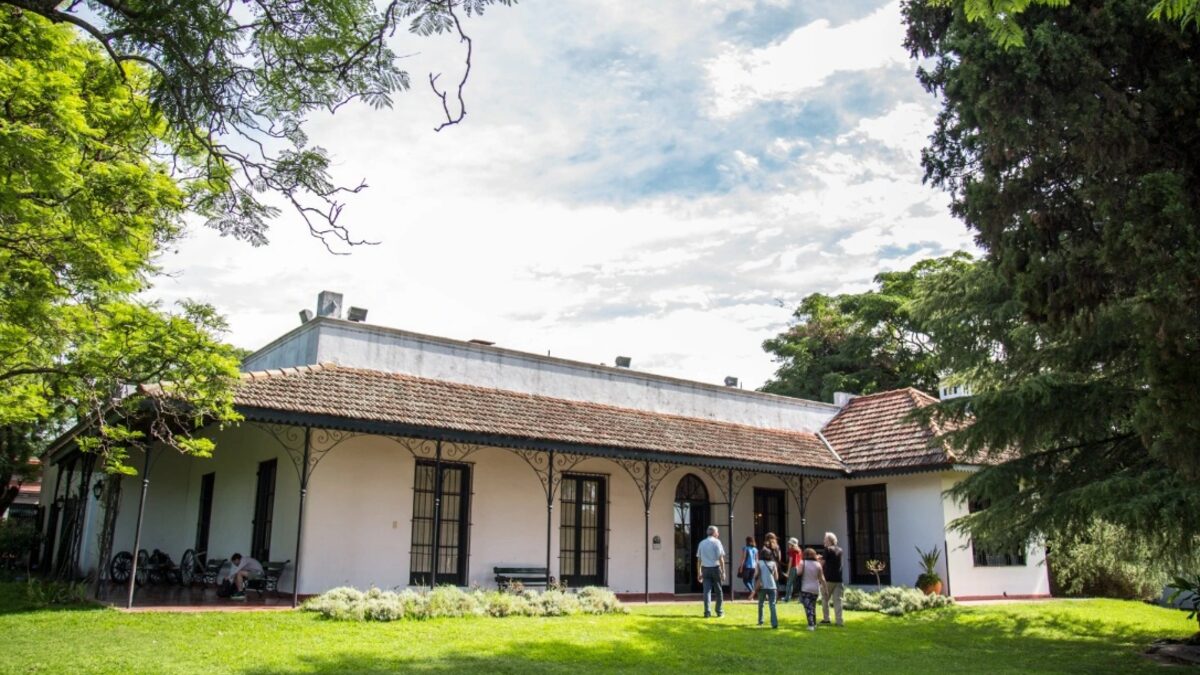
[[1048, 521, 1193, 601], [577, 586, 627, 615], [843, 586, 954, 616], [0, 521, 40, 569], [24, 579, 92, 607], [304, 584, 625, 621]]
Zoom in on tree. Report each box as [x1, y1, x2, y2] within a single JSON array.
[[905, 0, 1200, 562], [0, 12, 242, 483], [935, 0, 1199, 47], [760, 254, 969, 403], [4, 0, 513, 249]]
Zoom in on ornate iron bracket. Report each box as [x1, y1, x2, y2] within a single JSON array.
[[613, 458, 678, 511], [384, 435, 483, 463], [779, 474, 826, 523], [699, 467, 755, 507], [512, 448, 588, 501], [252, 422, 360, 486]]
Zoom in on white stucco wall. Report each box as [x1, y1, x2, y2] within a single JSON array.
[[50, 430, 1048, 601], [242, 318, 840, 433], [941, 473, 1050, 599], [97, 426, 301, 591]]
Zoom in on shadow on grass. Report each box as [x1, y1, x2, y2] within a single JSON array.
[[235, 604, 1185, 674]]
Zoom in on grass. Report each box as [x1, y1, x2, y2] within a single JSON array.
[[0, 584, 1194, 673]]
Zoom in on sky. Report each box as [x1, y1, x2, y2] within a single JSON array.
[[148, 0, 975, 391]]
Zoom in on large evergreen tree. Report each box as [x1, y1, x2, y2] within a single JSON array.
[[905, 0, 1200, 560]]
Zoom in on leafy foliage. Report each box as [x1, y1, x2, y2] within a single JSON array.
[[304, 585, 627, 621], [933, 0, 1199, 47], [1166, 574, 1200, 631], [0, 13, 242, 475], [4, 0, 513, 249], [1049, 521, 1190, 600], [843, 586, 955, 616], [905, 0, 1200, 563], [760, 254, 970, 402], [916, 546, 942, 588]]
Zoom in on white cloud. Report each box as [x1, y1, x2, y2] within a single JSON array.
[[705, 1, 909, 117], [145, 0, 975, 392]]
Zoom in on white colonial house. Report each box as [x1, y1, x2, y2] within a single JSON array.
[[39, 292, 1050, 603]]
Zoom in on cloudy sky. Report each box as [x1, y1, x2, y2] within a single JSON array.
[[149, 0, 974, 391]]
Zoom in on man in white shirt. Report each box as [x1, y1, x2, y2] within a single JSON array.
[[225, 552, 264, 600], [695, 525, 726, 618]]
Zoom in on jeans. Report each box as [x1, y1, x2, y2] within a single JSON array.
[[740, 568, 755, 594], [757, 588, 778, 628], [701, 566, 724, 617], [800, 591, 818, 626], [822, 582, 844, 625], [784, 566, 799, 601]]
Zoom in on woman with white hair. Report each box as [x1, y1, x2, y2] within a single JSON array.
[[820, 532, 845, 626]]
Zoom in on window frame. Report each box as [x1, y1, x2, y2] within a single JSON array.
[[558, 473, 608, 587], [409, 460, 472, 586], [846, 483, 891, 585]]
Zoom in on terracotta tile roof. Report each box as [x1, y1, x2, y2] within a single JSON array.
[[819, 388, 954, 471], [184, 364, 845, 472]]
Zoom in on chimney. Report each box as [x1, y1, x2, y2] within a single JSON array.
[[316, 291, 343, 319], [299, 309, 314, 324], [615, 356, 632, 368], [347, 306, 368, 322], [833, 391, 857, 407], [724, 376, 739, 388]]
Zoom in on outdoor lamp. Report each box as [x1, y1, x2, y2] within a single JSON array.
[[92, 479, 104, 500]]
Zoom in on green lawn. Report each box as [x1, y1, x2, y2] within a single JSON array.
[[0, 584, 1193, 673]]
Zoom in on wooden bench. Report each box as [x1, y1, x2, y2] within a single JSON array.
[[245, 560, 291, 597], [494, 566, 551, 589]]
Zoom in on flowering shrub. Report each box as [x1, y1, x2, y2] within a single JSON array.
[[305, 585, 626, 621], [843, 586, 955, 616]]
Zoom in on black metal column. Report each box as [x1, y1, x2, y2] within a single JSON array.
[[292, 428, 312, 608], [430, 440, 443, 586], [800, 489, 807, 546], [126, 447, 153, 609], [727, 469, 734, 602], [545, 449, 555, 585], [643, 459, 651, 604]]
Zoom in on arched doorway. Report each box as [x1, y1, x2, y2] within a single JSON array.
[[673, 473, 710, 593]]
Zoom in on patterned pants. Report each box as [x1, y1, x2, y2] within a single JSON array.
[[800, 591, 818, 626]]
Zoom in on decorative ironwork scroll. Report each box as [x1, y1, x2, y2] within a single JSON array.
[[699, 467, 756, 507], [779, 474, 826, 523], [512, 449, 588, 500], [384, 436, 483, 463], [613, 458, 678, 510], [253, 422, 361, 483]]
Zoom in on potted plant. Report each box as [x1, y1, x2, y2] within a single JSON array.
[[915, 546, 943, 595]]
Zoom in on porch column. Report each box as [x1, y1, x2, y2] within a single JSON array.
[[644, 460, 653, 602], [726, 469, 734, 603], [432, 440, 443, 585], [291, 428, 312, 608], [545, 449, 554, 584], [126, 446, 153, 609]]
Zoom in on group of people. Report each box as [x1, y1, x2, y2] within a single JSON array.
[[695, 526, 844, 630]]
